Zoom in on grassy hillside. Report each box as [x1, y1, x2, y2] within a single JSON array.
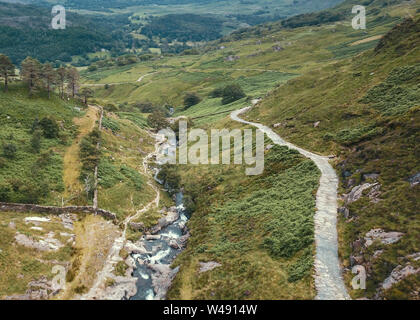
[[166, 143, 321, 299], [78, 0, 420, 300], [0, 81, 165, 298], [0, 84, 81, 205], [243, 15, 420, 300]]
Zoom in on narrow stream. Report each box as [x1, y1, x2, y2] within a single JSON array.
[[130, 134, 189, 300]]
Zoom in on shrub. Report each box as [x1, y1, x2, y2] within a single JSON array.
[[30, 129, 42, 153], [80, 129, 101, 179], [3, 143, 17, 159], [184, 92, 201, 109], [0, 181, 11, 202], [209, 87, 224, 98], [183, 194, 196, 215], [114, 261, 128, 276], [287, 247, 313, 282], [39, 117, 59, 139], [221, 84, 246, 105], [102, 117, 120, 133], [133, 102, 154, 113], [360, 64, 420, 115], [104, 103, 119, 112], [147, 110, 169, 130], [157, 164, 181, 192], [98, 159, 124, 189], [120, 165, 143, 190]]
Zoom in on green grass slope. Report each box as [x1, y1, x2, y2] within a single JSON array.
[[165, 143, 320, 300], [245, 17, 420, 299], [0, 84, 81, 205]]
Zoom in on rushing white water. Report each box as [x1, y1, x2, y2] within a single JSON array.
[[129, 191, 189, 300], [130, 134, 190, 301]]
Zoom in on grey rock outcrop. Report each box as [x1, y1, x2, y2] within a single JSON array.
[[15, 232, 64, 252], [129, 222, 145, 231], [382, 264, 420, 290], [5, 277, 57, 300], [148, 264, 180, 300], [199, 261, 222, 273], [345, 183, 379, 204], [364, 229, 404, 247]]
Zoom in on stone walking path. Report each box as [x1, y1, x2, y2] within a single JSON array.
[[231, 106, 350, 300]]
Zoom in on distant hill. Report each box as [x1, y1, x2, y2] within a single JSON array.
[[0, 1, 133, 64]]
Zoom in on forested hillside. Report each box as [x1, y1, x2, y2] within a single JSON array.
[[0, 2, 133, 64]]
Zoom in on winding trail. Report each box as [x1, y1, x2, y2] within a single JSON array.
[[231, 106, 350, 300], [82, 133, 163, 300]]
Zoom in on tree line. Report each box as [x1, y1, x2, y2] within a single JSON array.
[[0, 54, 93, 104]]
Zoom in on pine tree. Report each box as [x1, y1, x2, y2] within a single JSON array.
[[66, 67, 79, 98], [79, 87, 93, 105], [21, 57, 41, 97], [0, 54, 15, 92], [42, 63, 57, 99], [57, 66, 67, 99]]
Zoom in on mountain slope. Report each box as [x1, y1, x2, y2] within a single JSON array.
[[244, 16, 420, 299]]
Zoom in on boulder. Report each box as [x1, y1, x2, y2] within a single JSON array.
[[169, 240, 180, 249], [345, 183, 378, 204], [272, 45, 284, 52], [15, 232, 63, 252], [199, 261, 222, 273], [382, 264, 420, 290], [148, 264, 180, 300], [129, 222, 145, 231], [225, 55, 240, 62], [124, 241, 148, 254], [367, 184, 382, 203], [338, 207, 350, 219], [145, 235, 161, 241], [408, 172, 420, 187], [265, 144, 274, 151], [364, 229, 404, 247], [349, 255, 364, 267], [363, 173, 380, 181]]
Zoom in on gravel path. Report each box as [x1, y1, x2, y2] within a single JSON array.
[[231, 106, 350, 300]]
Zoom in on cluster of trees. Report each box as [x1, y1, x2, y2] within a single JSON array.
[[87, 53, 153, 72], [141, 14, 224, 43], [0, 54, 93, 103], [183, 92, 201, 109], [281, 11, 345, 29], [210, 84, 246, 105]]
